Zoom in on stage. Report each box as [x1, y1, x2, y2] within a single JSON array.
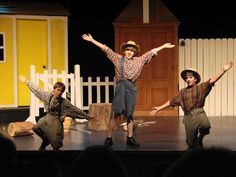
[[1, 116, 236, 177], [1, 116, 235, 151]]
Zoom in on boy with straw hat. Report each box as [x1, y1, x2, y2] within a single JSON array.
[[150, 61, 233, 149], [82, 33, 175, 147]]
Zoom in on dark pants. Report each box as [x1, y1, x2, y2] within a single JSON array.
[[183, 108, 211, 148], [33, 114, 64, 149]]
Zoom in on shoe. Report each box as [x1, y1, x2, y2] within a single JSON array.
[[127, 136, 139, 147], [103, 137, 113, 147], [39, 139, 49, 150]]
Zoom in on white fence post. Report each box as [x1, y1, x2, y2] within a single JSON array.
[[27, 65, 37, 124], [75, 64, 82, 108], [105, 77, 109, 103], [96, 77, 101, 103]]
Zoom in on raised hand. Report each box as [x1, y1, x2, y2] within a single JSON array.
[[223, 61, 233, 72], [163, 43, 175, 48], [149, 107, 160, 116], [82, 34, 93, 42]]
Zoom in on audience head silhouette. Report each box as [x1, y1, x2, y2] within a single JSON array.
[[0, 133, 17, 165], [163, 146, 236, 177], [70, 145, 128, 177]]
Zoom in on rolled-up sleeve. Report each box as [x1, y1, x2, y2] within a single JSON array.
[[27, 81, 51, 102], [170, 92, 181, 107]]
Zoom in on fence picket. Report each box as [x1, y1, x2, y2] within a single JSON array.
[[27, 64, 115, 122]]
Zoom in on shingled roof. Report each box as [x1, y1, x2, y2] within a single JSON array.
[[114, 0, 179, 25], [0, 0, 70, 16]]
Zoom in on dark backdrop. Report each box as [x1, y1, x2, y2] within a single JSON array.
[[66, 0, 236, 77], [9, 0, 236, 76]]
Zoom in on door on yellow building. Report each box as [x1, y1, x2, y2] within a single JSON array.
[[17, 19, 48, 106]]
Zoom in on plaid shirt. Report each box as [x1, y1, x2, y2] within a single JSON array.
[[27, 81, 88, 120], [102, 46, 156, 82], [170, 80, 214, 113]]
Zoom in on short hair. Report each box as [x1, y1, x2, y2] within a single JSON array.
[[53, 82, 65, 92]]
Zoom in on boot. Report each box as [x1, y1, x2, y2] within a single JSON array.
[[127, 136, 139, 147], [103, 137, 113, 147]]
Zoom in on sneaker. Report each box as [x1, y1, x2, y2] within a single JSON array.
[[127, 136, 139, 147], [103, 137, 113, 147]]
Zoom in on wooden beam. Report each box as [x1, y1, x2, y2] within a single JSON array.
[[143, 0, 149, 23]]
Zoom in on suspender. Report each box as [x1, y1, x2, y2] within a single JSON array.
[[48, 95, 63, 120], [48, 95, 53, 110], [195, 85, 199, 108], [181, 85, 199, 113], [120, 57, 125, 80]]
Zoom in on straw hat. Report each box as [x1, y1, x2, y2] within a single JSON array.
[[181, 68, 201, 84], [120, 41, 140, 55]]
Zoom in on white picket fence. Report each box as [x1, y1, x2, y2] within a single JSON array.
[[27, 65, 115, 124]]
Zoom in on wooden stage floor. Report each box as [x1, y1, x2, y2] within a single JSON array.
[[1, 116, 236, 151]]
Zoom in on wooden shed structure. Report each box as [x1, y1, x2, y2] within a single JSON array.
[[113, 0, 180, 116]]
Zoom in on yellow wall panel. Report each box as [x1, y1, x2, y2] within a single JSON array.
[[51, 18, 66, 71], [17, 19, 48, 106], [0, 17, 14, 105]]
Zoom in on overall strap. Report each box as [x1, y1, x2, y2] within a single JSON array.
[[180, 89, 186, 112], [48, 94, 53, 114], [120, 57, 125, 80], [195, 85, 199, 109], [48, 95, 63, 120], [58, 98, 63, 119]]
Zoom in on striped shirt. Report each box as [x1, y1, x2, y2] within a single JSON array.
[[102, 46, 157, 82], [170, 80, 214, 113]]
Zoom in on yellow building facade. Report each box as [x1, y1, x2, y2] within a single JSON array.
[[0, 2, 69, 107]]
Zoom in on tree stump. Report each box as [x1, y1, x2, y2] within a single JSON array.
[[88, 103, 113, 130], [8, 121, 33, 137]]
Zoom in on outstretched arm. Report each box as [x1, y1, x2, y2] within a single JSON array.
[[151, 43, 175, 55], [209, 61, 233, 84], [63, 100, 89, 120], [19, 75, 50, 102], [149, 100, 171, 115], [82, 33, 106, 50]]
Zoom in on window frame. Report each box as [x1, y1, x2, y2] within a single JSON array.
[[0, 32, 6, 63]]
